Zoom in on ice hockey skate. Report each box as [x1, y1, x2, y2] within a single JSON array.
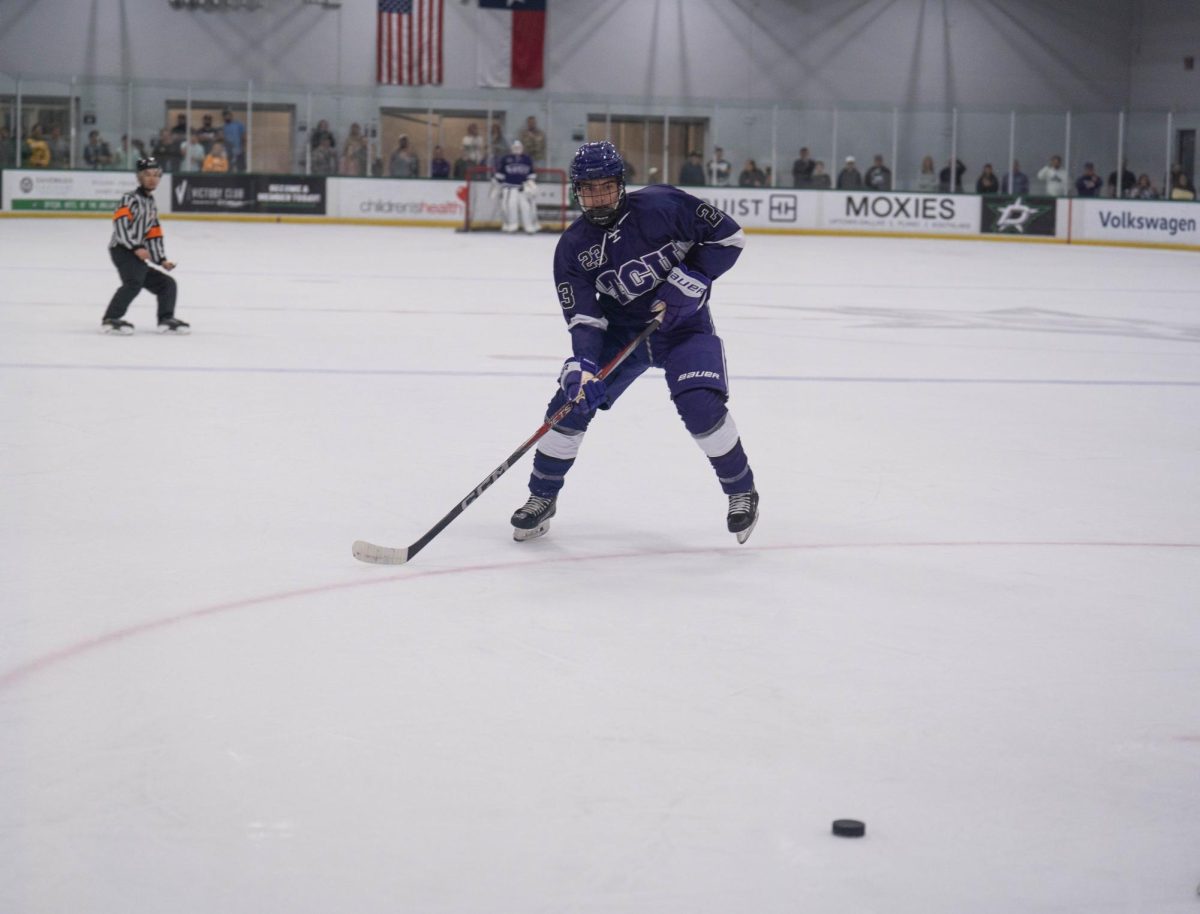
[[157, 317, 191, 334], [101, 317, 134, 335], [511, 494, 556, 541], [727, 489, 759, 544]]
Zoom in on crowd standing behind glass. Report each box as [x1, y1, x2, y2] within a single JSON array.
[[3, 111, 1196, 202]]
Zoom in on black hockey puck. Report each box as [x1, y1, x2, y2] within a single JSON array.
[[832, 819, 866, 838]]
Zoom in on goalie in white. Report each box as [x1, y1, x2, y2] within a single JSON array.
[[493, 140, 540, 234]]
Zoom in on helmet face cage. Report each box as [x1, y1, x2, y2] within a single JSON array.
[[570, 141, 626, 228]]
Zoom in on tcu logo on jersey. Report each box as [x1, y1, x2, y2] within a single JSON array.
[[594, 241, 680, 304], [577, 243, 607, 271]]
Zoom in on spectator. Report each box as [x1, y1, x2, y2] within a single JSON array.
[[488, 121, 507, 168], [645, 165, 662, 184], [310, 118, 335, 151], [311, 134, 338, 175], [179, 129, 206, 172], [810, 160, 832, 189], [836, 155, 863, 189], [0, 127, 14, 169], [1169, 172, 1196, 201], [110, 134, 134, 171], [1107, 160, 1136, 198], [23, 124, 52, 168], [763, 164, 773, 186], [1129, 174, 1158, 200], [863, 154, 892, 191], [1037, 154, 1068, 197], [430, 145, 450, 179], [737, 158, 767, 187], [975, 163, 999, 194], [1075, 162, 1103, 197], [48, 126, 70, 168], [518, 115, 546, 166], [452, 155, 472, 180], [341, 122, 368, 176], [83, 129, 112, 169], [170, 112, 189, 143], [915, 155, 937, 192], [939, 158, 966, 193], [202, 140, 230, 173], [196, 113, 218, 153], [112, 136, 144, 171], [792, 146, 815, 188], [678, 150, 706, 186], [151, 128, 181, 173], [1001, 160, 1029, 195], [706, 147, 732, 186], [1167, 164, 1195, 198], [387, 134, 419, 178], [461, 122, 483, 165], [221, 108, 246, 171]]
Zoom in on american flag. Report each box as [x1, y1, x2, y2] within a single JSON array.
[[377, 0, 443, 86]]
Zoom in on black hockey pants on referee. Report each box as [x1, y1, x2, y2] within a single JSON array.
[[103, 245, 177, 322]]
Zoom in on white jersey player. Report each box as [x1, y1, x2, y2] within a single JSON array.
[[493, 140, 539, 234]]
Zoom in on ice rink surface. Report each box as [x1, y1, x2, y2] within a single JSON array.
[[1, 216, 1198, 913]]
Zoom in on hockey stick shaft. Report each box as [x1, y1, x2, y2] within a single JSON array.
[[352, 316, 661, 565]]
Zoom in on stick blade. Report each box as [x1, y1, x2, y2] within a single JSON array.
[[352, 539, 411, 565]]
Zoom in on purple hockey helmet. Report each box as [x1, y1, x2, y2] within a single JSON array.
[[570, 141, 626, 227]]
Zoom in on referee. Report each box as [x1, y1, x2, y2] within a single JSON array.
[[102, 156, 189, 335]]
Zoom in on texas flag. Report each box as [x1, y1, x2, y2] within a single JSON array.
[[476, 0, 546, 90]]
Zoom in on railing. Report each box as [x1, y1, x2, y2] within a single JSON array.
[[1, 73, 1197, 201]]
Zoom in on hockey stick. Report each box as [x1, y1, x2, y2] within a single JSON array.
[[352, 315, 662, 566]]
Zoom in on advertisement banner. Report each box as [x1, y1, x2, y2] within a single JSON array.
[[821, 191, 980, 235], [170, 174, 326, 215], [252, 176, 327, 215], [3, 169, 165, 212], [684, 188, 820, 230], [1072, 199, 1200, 247], [334, 177, 465, 223], [980, 195, 1058, 236], [171, 174, 254, 212]]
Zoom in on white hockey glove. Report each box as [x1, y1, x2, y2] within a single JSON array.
[[522, 176, 537, 194], [651, 264, 710, 332]]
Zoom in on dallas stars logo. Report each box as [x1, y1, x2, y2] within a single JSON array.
[[988, 196, 1052, 233]]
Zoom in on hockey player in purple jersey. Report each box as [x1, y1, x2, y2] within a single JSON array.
[[511, 141, 760, 543], [493, 139, 539, 234]]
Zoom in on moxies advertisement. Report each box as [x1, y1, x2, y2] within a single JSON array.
[[822, 191, 980, 234]]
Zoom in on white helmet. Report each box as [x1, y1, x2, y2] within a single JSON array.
[[511, 140, 524, 155]]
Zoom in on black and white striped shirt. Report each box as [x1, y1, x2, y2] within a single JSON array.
[[110, 188, 167, 264]]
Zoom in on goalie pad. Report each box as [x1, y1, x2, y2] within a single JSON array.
[[501, 183, 540, 234]]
